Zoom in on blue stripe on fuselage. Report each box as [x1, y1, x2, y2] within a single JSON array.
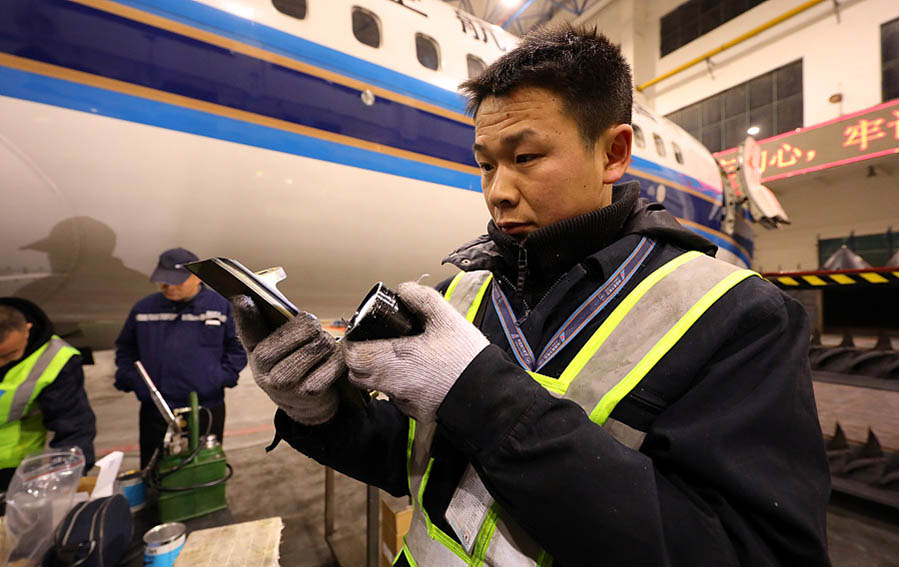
[[0, 65, 481, 191], [110, 0, 470, 113], [622, 171, 752, 264], [0, 0, 753, 261], [0, 0, 477, 167]]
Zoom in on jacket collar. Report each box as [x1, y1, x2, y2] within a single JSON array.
[[442, 180, 717, 298], [443, 182, 639, 292]]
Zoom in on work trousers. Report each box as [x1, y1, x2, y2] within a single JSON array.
[[139, 402, 225, 469]]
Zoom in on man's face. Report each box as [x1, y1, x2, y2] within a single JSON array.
[[473, 87, 630, 240], [159, 275, 202, 302], [0, 323, 32, 367]]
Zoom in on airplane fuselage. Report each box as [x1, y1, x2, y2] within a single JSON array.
[[0, 0, 754, 348]]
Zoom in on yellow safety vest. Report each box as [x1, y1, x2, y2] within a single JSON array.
[[0, 336, 79, 469], [397, 250, 758, 567]]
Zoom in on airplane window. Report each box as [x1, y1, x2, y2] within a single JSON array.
[[672, 142, 684, 164], [352, 7, 380, 48], [633, 124, 646, 149], [467, 55, 486, 78], [272, 0, 306, 19], [416, 33, 440, 71], [653, 133, 666, 157]]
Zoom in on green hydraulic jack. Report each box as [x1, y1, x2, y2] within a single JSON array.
[[156, 392, 230, 523]]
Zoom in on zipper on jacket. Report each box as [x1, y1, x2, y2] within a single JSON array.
[[516, 246, 528, 294]]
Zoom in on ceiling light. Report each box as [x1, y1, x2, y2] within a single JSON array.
[[747, 126, 760, 136]]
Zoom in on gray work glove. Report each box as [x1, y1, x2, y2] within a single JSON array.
[[342, 282, 489, 423], [231, 295, 344, 425]]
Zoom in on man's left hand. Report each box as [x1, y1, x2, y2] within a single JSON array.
[[342, 281, 489, 423]]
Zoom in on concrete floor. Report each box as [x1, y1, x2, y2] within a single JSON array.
[[83, 350, 899, 566]]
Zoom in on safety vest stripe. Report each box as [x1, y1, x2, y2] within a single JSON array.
[[557, 251, 705, 390], [526, 371, 567, 396], [406, 418, 417, 498], [444, 271, 494, 324], [417, 457, 471, 562], [7, 337, 67, 422], [445, 271, 467, 302], [466, 275, 494, 323], [471, 505, 500, 567], [396, 543, 416, 566], [589, 268, 757, 425]]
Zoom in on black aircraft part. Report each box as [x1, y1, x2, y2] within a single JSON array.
[[826, 423, 899, 510]]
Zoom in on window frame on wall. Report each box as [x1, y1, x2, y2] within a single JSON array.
[[665, 59, 803, 153], [883, 16, 899, 102], [352, 6, 381, 49], [661, 0, 766, 57]]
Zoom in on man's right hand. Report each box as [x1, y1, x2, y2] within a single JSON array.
[[231, 295, 344, 426]]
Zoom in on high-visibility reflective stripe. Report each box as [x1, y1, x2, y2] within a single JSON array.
[[444, 271, 466, 302], [558, 251, 704, 392], [397, 542, 417, 566], [7, 337, 68, 422], [470, 505, 500, 567], [444, 270, 493, 324], [417, 458, 470, 562], [589, 268, 757, 425], [466, 275, 494, 323], [406, 418, 416, 497], [405, 252, 753, 565]]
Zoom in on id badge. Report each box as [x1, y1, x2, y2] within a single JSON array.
[[444, 464, 494, 554]]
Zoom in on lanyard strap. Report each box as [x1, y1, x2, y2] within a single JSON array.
[[492, 236, 656, 372]]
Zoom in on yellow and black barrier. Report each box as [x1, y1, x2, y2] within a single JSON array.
[[762, 268, 899, 290]]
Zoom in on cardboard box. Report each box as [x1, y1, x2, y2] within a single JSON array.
[[380, 493, 413, 567]]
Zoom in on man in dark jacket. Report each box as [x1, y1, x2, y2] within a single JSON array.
[[230, 26, 830, 566], [0, 298, 96, 490], [114, 247, 247, 467]]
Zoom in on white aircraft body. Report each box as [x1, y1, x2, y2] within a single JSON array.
[[0, 0, 759, 349]]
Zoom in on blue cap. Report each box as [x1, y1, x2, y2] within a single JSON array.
[[150, 247, 199, 285]]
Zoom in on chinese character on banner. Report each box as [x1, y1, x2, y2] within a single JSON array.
[[769, 143, 803, 168], [887, 110, 899, 140], [843, 118, 886, 151]]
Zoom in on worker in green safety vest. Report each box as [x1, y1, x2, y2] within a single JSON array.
[[230, 25, 830, 566], [0, 298, 96, 491]]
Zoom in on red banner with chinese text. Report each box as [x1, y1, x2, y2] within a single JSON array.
[[714, 98, 899, 183]]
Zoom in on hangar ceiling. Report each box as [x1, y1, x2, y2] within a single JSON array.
[[443, 0, 613, 36]]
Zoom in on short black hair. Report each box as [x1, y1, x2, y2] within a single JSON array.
[[460, 24, 632, 144], [0, 304, 27, 342]]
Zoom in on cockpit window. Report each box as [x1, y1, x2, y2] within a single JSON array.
[[272, 0, 306, 19], [467, 55, 486, 78], [633, 124, 646, 149], [672, 142, 684, 164], [352, 7, 380, 48], [416, 33, 440, 71], [653, 133, 666, 157]]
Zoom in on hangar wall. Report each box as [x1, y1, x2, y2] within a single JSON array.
[[570, 0, 898, 284], [751, 163, 899, 273], [634, 0, 896, 124]]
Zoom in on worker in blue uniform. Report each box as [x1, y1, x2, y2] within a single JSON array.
[[114, 248, 247, 468], [0, 298, 96, 491], [231, 26, 830, 566]]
